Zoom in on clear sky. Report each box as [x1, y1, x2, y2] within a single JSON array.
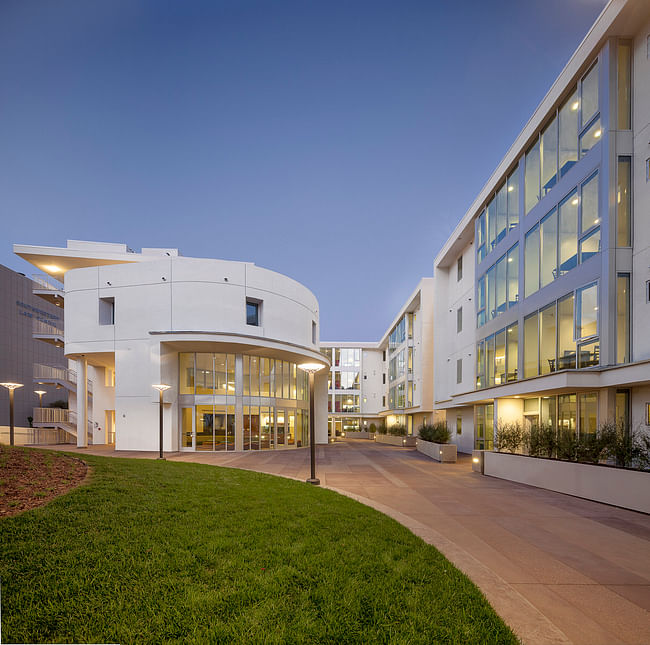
[[0, 0, 608, 341]]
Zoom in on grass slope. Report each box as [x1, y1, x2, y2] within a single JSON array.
[[0, 453, 516, 644]]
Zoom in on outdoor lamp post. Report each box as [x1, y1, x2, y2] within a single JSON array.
[[1, 383, 24, 446], [298, 363, 325, 485], [35, 390, 46, 407], [152, 384, 171, 459]]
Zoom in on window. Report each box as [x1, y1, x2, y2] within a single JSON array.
[[312, 321, 317, 344], [456, 416, 462, 435], [540, 208, 558, 288], [507, 245, 519, 307], [617, 42, 631, 130], [506, 323, 518, 382], [477, 210, 486, 263], [617, 274, 630, 364], [576, 282, 598, 340], [559, 89, 579, 177], [246, 299, 260, 326], [456, 358, 462, 384], [579, 117, 601, 158], [477, 243, 518, 328], [523, 313, 539, 378], [477, 275, 486, 327], [541, 116, 558, 196], [507, 168, 519, 230], [99, 297, 115, 325], [540, 304, 556, 375], [617, 157, 632, 246], [457, 307, 462, 333], [558, 294, 575, 369], [457, 255, 463, 281], [476, 340, 485, 389], [525, 225, 540, 297], [580, 62, 599, 128], [525, 140, 541, 213], [647, 404, 650, 426], [382, 373, 386, 384], [494, 329, 506, 385], [382, 396, 386, 407], [559, 192, 578, 275]]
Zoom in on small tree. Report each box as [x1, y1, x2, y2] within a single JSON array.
[[388, 424, 407, 437], [418, 422, 450, 444], [368, 423, 377, 434]]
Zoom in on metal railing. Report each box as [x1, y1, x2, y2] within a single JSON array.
[[33, 320, 64, 336], [34, 363, 77, 384], [33, 407, 76, 426], [32, 273, 64, 291]]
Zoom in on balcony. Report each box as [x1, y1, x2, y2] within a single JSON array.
[[33, 320, 64, 347], [32, 273, 64, 308], [33, 363, 93, 394], [32, 408, 94, 444]]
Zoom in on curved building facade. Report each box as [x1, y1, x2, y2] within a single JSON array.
[[13, 240, 329, 452]]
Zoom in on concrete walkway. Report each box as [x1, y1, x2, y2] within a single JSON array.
[[47, 440, 650, 645]]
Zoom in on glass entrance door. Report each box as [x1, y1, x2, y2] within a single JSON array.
[[195, 405, 235, 451]]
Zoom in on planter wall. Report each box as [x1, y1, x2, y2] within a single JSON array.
[[416, 439, 457, 463], [484, 451, 650, 514], [342, 431, 372, 440], [375, 434, 416, 447]]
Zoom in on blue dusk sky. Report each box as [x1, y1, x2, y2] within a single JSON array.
[[0, 0, 608, 341]]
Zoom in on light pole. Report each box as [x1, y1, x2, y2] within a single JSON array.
[[35, 390, 46, 407], [1, 383, 24, 446], [298, 363, 325, 485], [152, 384, 171, 459]]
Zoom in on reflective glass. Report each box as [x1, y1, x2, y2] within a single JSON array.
[[540, 304, 556, 375], [494, 329, 506, 386], [557, 294, 576, 369], [617, 274, 630, 364], [579, 392, 598, 435], [581, 63, 599, 127], [487, 265, 496, 320], [506, 323, 518, 382], [579, 228, 600, 262], [617, 43, 631, 130], [525, 140, 541, 213], [195, 354, 214, 395], [525, 225, 540, 297], [558, 192, 578, 275], [496, 183, 507, 243], [507, 169, 519, 230], [558, 394, 577, 433], [476, 340, 485, 389], [617, 157, 631, 246], [214, 353, 227, 395], [576, 283, 598, 339], [486, 334, 495, 388], [541, 116, 558, 195], [495, 255, 506, 315], [477, 275, 486, 327], [540, 209, 558, 288], [524, 313, 539, 378], [579, 117, 601, 158], [507, 245, 519, 307], [581, 172, 599, 234], [487, 197, 496, 251], [179, 353, 195, 395], [559, 89, 579, 177]]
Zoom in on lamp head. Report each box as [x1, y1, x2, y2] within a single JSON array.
[[0, 383, 24, 391], [152, 384, 171, 392], [298, 362, 325, 374], [34, 390, 47, 396]]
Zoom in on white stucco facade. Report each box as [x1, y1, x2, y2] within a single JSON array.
[[14, 240, 329, 452]]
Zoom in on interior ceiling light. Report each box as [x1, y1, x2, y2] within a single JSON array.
[[594, 129, 602, 138], [571, 101, 579, 111], [43, 264, 63, 273]]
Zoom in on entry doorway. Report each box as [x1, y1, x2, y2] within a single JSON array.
[[105, 410, 115, 445]]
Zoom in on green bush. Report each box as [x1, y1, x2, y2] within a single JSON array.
[[418, 422, 450, 444], [49, 400, 68, 409], [368, 423, 377, 434], [388, 424, 407, 437], [528, 424, 555, 458], [376, 423, 388, 435]]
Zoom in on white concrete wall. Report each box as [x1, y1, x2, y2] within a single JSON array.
[[448, 406, 475, 454], [361, 348, 383, 415]]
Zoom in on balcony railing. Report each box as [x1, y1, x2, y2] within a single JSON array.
[[33, 320, 64, 336], [33, 407, 76, 426], [32, 273, 63, 291], [34, 364, 77, 384]]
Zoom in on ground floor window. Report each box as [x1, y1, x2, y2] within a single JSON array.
[[475, 404, 494, 450]]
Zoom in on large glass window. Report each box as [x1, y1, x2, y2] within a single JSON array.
[[494, 329, 506, 386], [557, 294, 576, 370], [524, 313, 539, 378], [477, 275, 486, 327], [486, 334, 495, 388], [579, 393, 598, 435], [617, 274, 630, 364], [558, 192, 578, 275], [559, 89, 579, 177], [541, 116, 558, 196], [506, 323, 518, 382], [558, 394, 577, 433], [617, 157, 632, 246], [540, 209, 558, 288], [581, 172, 599, 234], [525, 225, 540, 297], [487, 265, 496, 321], [617, 42, 631, 130], [525, 140, 541, 214], [476, 340, 485, 389], [579, 117, 601, 158], [540, 304, 556, 374], [477, 210, 486, 263], [495, 255, 506, 315], [389, 318, 406, 350], [496, 183, 507, 244], [487, 197, 496, 252], [579, 228, 601, 263], [507, 245, 519, 307], [581, 62, 599, 128], [507, 168, 519, 230], [576, 282, 598, 340], [179, 353, 195, 394]]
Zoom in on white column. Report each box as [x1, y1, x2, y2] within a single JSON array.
[[76, 357, 88, 448]]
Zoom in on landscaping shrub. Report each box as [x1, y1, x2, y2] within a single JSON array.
[[368, 423, 377, 434], [388, 424, 407, 437], [376, 423, 388, 435], [418, 422, 450, 444], [494, 421, 526, 454]]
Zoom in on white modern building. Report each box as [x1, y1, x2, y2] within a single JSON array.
[[433, 0, 650, 452], [321, 278, 435, 438], [13, 240, 329, 452]]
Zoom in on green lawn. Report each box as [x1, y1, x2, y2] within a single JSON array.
[[0, 453, 517, 644]]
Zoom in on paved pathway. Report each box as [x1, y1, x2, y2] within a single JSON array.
[[47, 439, 650, 645]]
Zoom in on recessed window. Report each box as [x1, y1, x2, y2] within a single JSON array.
[[646, 403, 650, 425], [457, 307, 463, 333], [246, 299, 261, 326], [99, 297, 115, 325], [457, 256, 463, 281], [456, 358, 463, 384], [311, 321, 317, 344], [456, 416, 462, 434]]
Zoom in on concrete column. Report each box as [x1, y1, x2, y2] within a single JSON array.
[[76, 357, 88, 448], [313, 370, 329, 444]]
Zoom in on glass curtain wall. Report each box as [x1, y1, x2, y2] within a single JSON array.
[[181, 352, 310, 451]]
